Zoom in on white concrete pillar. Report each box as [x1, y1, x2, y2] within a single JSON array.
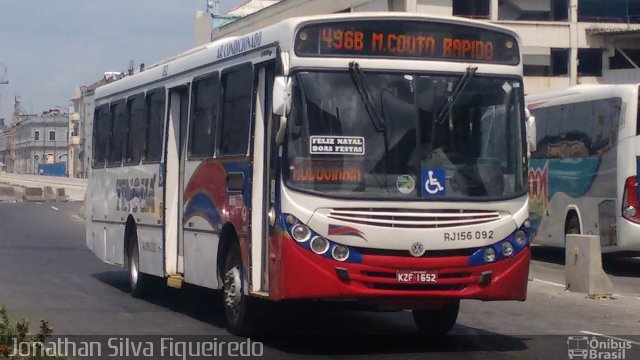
[[569, 0, 579, 85], [490, 0, 499, 21], [406, 0, 417, 12]]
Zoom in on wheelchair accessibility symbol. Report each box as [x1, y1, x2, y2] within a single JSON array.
[[421, 168, 446, 196]]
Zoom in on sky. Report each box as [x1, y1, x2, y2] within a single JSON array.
[[0, 0, 244, 120]]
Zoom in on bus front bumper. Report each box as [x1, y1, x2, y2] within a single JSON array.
[[273, 236, 530, 305]]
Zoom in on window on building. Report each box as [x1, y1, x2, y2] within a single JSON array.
[[551, 48, 570, 75], [578, 48, 602, 76], [145, 89, 165, 162], [34, 131, 39, 141], [219, 64, 254, 156], [125, 93, 146, 164], [189, 72, 219, 158], [552, 0, 569, 21], [523, 48, 570, 77], [453, 0, 490, 19], [498, 0, 568, 21], [49, 131, 55, 141], [609, 48, 640, 70], [109, 100, 127, 165], [578, 0, 640, 23]]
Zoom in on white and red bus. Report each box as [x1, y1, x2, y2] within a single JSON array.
[[86, 13, 533, 335]]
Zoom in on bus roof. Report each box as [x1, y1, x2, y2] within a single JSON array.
[[95, 12, 521, 101]]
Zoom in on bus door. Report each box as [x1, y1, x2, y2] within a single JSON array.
[[164, 85, 190, 279], [250, 60, 276, 293]]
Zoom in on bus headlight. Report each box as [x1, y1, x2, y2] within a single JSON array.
[[286, 214, 297, 226], [514, 230, 527, 246], [332, 245, 350, 261], [502, 242, 515, 257], [483, 247, 496, 263], [291, 224, 311, 242], [310, 236, 330, 254], [623, 205, 636, 218]]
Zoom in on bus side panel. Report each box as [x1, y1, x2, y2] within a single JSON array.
[[137, 227, 164, 277], [182, 159, 222, 289], [182, 159, 251, 289]]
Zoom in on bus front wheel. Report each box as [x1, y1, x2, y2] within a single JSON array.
[[412, 299, 459, 335], [222, 242, 258, 335]]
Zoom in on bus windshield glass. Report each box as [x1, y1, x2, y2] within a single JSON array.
[[284, 71, 526, 200]]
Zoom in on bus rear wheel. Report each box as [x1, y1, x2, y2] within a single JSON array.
[[565, 213, 581, 236], [412, 300, 459, 335], [128, 234, 151, 298], [222, 243, 258, 336]]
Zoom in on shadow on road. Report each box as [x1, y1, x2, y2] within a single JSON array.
[[254, 332, 527, 356], [92, 270, 227, 328], [532, 245, 640, 277], [92, 270, 529, 356], [602, 256, 640, 278], [531, 246, 565, 265]]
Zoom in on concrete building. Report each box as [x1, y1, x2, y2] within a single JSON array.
[[197, 0, 640, 93], [67, 72, 123, 178], [13, 108, 68, 175], [69, 87, 82, 178]]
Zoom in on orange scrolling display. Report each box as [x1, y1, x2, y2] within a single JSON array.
[[292, 160, 363, 184], [320, 28, 495, 61]]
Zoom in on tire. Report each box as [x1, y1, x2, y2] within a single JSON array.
[[128, 233, 151, 298], [412, 300, 460, 335], [565, 213, 581, 236], [222, 242, 259, 336]]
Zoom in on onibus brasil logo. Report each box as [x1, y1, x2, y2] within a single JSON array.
[[567, 336, 632, 359]]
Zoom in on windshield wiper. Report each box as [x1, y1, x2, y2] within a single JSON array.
[[435, 66, 478, 125], [349, 61, 390, 191], [349, 61, 386, 132]]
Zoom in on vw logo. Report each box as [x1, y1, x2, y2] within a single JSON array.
[[409, 242, 425, 257]]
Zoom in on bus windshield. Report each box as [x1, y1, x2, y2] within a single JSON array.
[[284, 71, 526, 200]]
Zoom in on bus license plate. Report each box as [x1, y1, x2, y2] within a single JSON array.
[[396, 271, 438, 284]]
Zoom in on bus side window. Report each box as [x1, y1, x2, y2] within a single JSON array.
[[219, 63, 254, 156], [189, 72, 219, 158], [145, 89, 166, 162], [109, 100, 127, 166], [125, 93, 146, 164], [93, 104, 111, 167]]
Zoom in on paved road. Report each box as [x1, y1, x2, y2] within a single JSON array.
[[1, 201, 639, 359]]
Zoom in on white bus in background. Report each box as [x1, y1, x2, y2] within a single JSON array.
[[527, 84, 640, 254], [86, 12, 535, 335]]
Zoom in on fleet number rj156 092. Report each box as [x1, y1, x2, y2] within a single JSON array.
[[444, 231, 494, 242]]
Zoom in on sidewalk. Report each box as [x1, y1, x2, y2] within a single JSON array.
[[0, 172, 87, 201]]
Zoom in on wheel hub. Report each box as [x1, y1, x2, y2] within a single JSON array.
[[223, 266, 242, 318]]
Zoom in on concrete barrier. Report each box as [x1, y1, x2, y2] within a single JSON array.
[[56, 188, 69, 202], [23, 187, 44, 202], [0, 173, 86, 201], [44, 186, 56, 201], [0, 186, 16, 201], [565, 235, 613, 295]]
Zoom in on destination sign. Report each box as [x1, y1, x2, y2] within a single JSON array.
[[291, 159, 363, 185], [294, 20, 519, 65]]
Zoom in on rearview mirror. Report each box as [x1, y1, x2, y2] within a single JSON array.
[[525, 108, 537, 153], [272, 76, 292, 117]]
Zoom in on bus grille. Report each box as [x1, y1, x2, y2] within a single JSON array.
[[327, 208, 501, 229]]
